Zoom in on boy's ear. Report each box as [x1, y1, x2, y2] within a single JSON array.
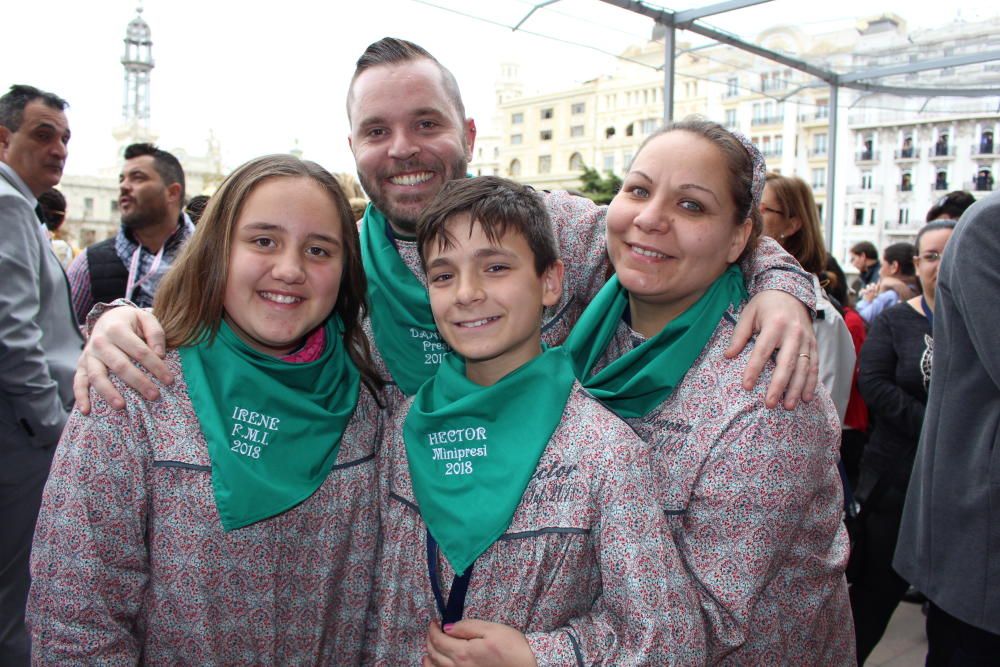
[[541, 259, 565, 308]]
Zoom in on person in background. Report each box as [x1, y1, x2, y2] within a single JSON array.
[[27, 155, 385, 664], [894, 193, 1000, 665], [824, 254, 868, 492], [184, 193, 210, 224], [926, 190, 974, 223], [850, 241, 881, 291], [37, 187, 75, 268], [851, 220, 957, 664], [760, 172, 855, 422], [856, 242, 919, 324], [0, 83, 82, 667], [66, 142, 193, 323]]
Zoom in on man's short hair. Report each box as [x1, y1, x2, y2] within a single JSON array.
[[849, 241, 878, 262], [347, 37, 466, 124], [0, 84, 68, 132], [124, 142, 186, 201], [417, 176, 558, 275]]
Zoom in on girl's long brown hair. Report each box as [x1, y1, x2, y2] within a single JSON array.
[[153, 154, 382, 396]]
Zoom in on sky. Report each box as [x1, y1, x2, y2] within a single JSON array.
[[4, 0, 998, 178]]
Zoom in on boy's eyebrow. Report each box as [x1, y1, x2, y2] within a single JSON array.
[[425, 246, 517, 270]]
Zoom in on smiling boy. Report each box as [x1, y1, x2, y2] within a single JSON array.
[[365, 176, 703, 666]]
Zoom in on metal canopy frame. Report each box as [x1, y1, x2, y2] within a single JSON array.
[[514, 0, 1000, 246]]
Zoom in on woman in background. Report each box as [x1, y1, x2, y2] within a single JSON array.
[[759, 173, 855, 422], [850, 220, 957, 663]]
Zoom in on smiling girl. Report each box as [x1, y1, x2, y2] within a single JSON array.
[[27, 155, 384, 665], [564, 118, 854, 664]]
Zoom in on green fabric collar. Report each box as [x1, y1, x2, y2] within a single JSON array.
[[359, 204, 447, 395], [404, 346, 576, 575], [563, 264, 747, 419], [179, 317, 360, 531]]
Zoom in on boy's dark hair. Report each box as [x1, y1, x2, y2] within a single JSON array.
[[850, 240, 878, 261], [124, 142, 186, 201], [0, 84, 68, 131], [883, 242, 916, 276], [185, 194, 210, 224], [347, 37, 465, 123], [417, 176, 558, 275], [926, 191, 975, 222]]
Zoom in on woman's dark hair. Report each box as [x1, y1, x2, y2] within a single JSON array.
[[914, 220, 957, 254], [926, 191, 974, 222], [883, 242, 916, 276]]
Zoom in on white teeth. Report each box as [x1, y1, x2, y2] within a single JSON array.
[[458, 317, 494, 328], [632, 245, 668, 259], [389, 172, 433, 186], [260, 292, 301, 304]]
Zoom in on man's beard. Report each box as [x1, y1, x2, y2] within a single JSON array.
[[122, 199, 168, 231], [358, 154, 468, 235]]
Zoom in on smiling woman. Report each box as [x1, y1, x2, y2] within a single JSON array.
[[564, 117, 854, 664], [26, 155, 386, 665]]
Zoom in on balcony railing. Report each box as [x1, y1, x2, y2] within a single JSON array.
[[846, 185, 882, 195], [855, 150, 877, 162], [751, 115, 784, 126], [894, 148, 920, 160], [808, 147, 828, 158], [968, 179, 995, 192], [932, 182, 949, 192], [971, 144, 997, 156], [896, 184, 915, 193], [930, 146, 956, 159]]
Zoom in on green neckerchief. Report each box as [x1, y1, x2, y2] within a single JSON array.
[[359, 203, 447, 395], [404, 346, 576, 575], [179, 317, 360, 531], [563, 264, 747, 419]]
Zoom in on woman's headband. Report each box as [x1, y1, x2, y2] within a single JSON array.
[[730, 130, 766, 218]]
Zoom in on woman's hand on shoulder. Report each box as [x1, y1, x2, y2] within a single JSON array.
[[424, 619, 537, 667], [74, 307, 171, 414], [726, 290, 818, 410]]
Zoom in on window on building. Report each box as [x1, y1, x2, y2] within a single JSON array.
[[603, 154, 614, 173], [511, 112, 523, 124], [752, 103, 762, 123], [870, 208, 877, 226], [84, 197, 94, 217], [538, 155, 551, 174], [571, 102, 585, 114], [980, 130, 995, 155], [570, 125, 585, 138], [605, 126, 616, 139], [853, 208, 865, 226], [811, 168, 826, 190], [541, 108, 554, 120], [625, 123, 634, 137], [861, 171, 873, 190], [901, 135, 914, 158], [901, 172, 913, 192], [624, 152, 633, 169], [726, 77, 739, 97], [509, 159, 521, 177], [493, 147, 499, 159], [935, 170, 948, 191], [540, 130, 552, 141], [813, 133, 828, 156], [975, 168, 994, 191], [641, 118, 657, 134], [724, 109, 737, 128], [935, 133, 949, 156], [774, 135, 783, 154], [511, 134, 522, 145], [569, 152, 584, 171], [110, 200, 119, 214], [898, 208, 910, 226], [815, 99, 829, 119]]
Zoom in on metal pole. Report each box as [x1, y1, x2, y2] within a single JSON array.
[[664, 23, 675, 123], [825, 84, 838, 251]]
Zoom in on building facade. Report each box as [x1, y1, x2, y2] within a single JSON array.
[[469, 13, 1000, 266]]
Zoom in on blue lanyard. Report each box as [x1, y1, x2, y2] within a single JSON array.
[[426, 530, 474, 626], [920, 296, 934, 328]]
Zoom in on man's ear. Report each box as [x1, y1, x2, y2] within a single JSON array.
[[464, 118, 477, 161], [0, 126, 11, 154], [166, 182, 183, 206]]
